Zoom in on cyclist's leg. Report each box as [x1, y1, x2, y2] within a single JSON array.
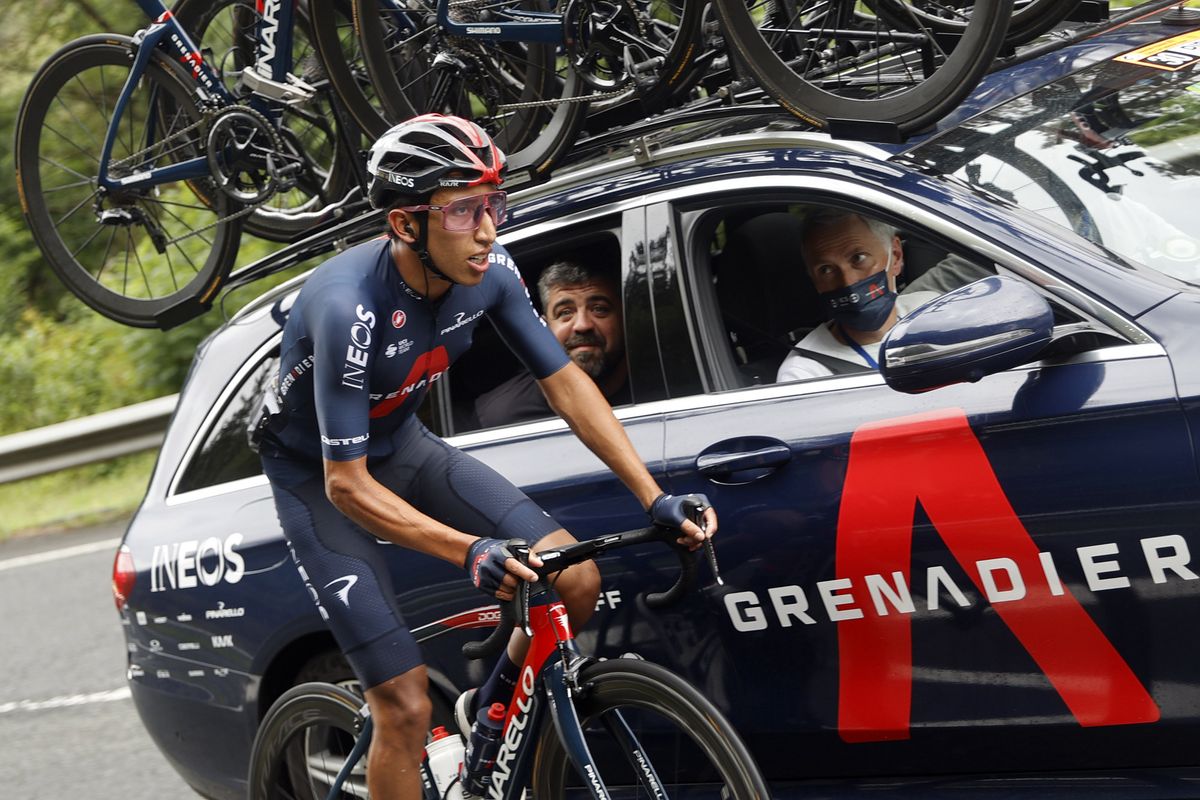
[[378, 420, 600, 625], [262, 457, 430, 800], [363, 671, 431, 800], [373, 419, 600, 708]]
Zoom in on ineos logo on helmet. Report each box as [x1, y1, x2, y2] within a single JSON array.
[[365, 113, 507, 210]]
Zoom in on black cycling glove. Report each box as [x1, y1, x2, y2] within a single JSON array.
[[465, 537, 515, 596], [649, 493, 711, 529]]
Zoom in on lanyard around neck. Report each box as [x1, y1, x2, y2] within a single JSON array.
[[838, 324, 879, 370]]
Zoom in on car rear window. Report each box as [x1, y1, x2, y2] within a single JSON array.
[[174, 354, 277, 494]]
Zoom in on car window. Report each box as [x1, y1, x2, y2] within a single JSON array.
[[909, 58, 1200, 286], [445, 224, 630, 434], [174, 352, 278, 494], [685, 200, 996, 388]]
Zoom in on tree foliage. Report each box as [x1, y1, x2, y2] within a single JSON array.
[[0, 1, 301, 436]]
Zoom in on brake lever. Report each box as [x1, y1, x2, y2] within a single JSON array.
[[510, 540, 533, 638], [684, 497, 723, 587]]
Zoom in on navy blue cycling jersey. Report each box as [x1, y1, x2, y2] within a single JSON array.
[[270, 237, 568, 463]]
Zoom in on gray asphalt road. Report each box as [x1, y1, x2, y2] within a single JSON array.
[[0, 520, 199, 799]]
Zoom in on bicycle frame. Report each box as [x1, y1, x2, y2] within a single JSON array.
[[95, 0, 299, 194], [319, 592, 664, 800], [376, 0, 626, 47]]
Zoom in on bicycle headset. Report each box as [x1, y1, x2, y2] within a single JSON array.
[[366, 113, 507, 285]]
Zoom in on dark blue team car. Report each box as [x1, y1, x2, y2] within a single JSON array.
[[113, 8, 1200, 798]]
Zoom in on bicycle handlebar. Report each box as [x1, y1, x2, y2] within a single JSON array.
[[462, 519, 713, 661]]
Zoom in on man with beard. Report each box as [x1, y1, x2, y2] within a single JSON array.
[[475, 260, 630, 427]]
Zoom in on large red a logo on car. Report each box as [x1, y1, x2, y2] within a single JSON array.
[[836, 408, 1159, 742]]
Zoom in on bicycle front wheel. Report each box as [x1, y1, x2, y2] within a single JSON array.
[[248, 682, 370, 800], [532, 658, 769, 800], [714, 0, 1011, 137], [14, 35, 239, 328]]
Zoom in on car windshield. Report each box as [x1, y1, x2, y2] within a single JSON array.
[[908, 42, 1200, 286]]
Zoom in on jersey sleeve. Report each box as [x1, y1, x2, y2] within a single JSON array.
[[485, 248, 570, 379], [305, 283, 380, 461]]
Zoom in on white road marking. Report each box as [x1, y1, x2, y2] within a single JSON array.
[[0, 687, 131, 715], [0, 538, 121, 573]]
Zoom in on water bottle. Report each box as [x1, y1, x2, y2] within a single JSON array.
[[419, 757, 441, 800], [460, 702, 506, 796], [425, 725, 466, 800]]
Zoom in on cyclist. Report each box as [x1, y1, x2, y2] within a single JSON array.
[[252, 113, 717, 800]]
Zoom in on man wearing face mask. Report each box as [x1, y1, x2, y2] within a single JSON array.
[[776, 210, 941, 382]]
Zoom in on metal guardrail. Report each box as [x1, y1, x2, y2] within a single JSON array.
[[0, 395, 178, 484]]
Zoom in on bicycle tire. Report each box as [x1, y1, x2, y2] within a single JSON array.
[[171, 0, 358, 243], [868, 0, 1077, 47], [309, 0, 392, 138], [352, 0, 588, 182], [248, 682, 370, 800], [713, 0, 1011, 136], [531, 658, 770, 800], [14, 35, 240, 328]]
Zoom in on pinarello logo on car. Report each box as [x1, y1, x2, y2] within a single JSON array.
[[392, 310, 406, 328]]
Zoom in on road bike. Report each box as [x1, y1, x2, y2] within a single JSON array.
[[16, 0, 1110, 330], [348, 0, 715, 182], [246, 526, 770, 799], [13, 0, 370, 329], [347, 0, 1056, 152], [713, 0, 1015, 140]]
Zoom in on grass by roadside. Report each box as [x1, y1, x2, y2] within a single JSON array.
[[0, 451, 156, 541]]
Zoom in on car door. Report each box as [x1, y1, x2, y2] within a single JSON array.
[[650, 184, 1200, 784], [419, 203, 673, 676]]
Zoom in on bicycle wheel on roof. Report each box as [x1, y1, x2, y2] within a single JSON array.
[[868, 0, 1077, 47], [714, 0, 1011, 138], [171, 0, 360, 243], [14, 35, 239, 328], [353, 0, 589, 182]]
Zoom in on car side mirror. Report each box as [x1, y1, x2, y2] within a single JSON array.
[[881, 276, 1054, 394]]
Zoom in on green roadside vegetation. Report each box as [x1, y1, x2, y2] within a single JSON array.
[[0, 452, 158, 539], [0, 3, 326, 539]]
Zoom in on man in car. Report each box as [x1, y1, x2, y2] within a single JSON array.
[[252, 114, 717, 800], [776, 210, 943, 381], [474, 259, 630, 428]]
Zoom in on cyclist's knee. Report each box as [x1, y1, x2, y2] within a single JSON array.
[[366, 672, 433, 741], [556, 559, 601, 620]]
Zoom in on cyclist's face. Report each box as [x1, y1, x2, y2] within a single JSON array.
[[803, 214, 902, 294], [544, 280, 624, 381], [424, 183, 500, 286]]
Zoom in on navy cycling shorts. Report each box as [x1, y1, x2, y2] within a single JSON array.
[[261, 416, 562, 689]]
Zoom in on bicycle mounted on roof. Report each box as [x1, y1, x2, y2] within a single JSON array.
[[17, 0, 1159, 330]]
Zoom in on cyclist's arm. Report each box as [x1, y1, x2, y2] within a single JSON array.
[[537, 362, 717, 547], [323, 457, 539, 594]]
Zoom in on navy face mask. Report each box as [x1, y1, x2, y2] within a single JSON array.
[[820, 266, 897, 332]]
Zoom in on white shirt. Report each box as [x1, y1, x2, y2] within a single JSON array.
[[775, 291, 940, 383]]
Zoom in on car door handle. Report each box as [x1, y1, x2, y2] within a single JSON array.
[[697, 445, 792, 478]]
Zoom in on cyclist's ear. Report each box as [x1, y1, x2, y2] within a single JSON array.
[[388, 208, 419, 242]]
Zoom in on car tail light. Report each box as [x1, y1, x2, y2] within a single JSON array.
[[112, 545, 135, 612]]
